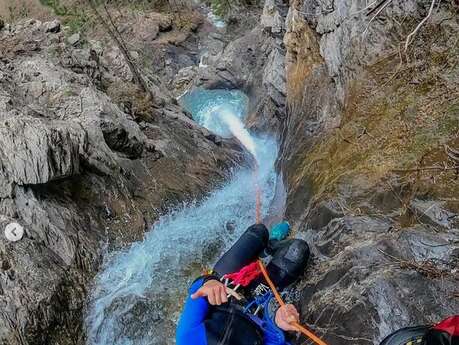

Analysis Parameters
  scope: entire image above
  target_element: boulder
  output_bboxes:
[67,33,80,46]
[0,118,87,196]
[261,0,285,34]
[43,20,61,33]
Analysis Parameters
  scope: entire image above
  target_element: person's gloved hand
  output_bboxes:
[191,280,239,305]
[275,304,300,332]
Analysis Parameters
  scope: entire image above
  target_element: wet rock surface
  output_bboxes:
[294,214,458,345]
[0,1,458,344]
[172,0,288,135]
[277,0,459,344]
[0,18,244,345]
[168,1,458,343]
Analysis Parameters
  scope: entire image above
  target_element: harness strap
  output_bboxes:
[223,261,262,287]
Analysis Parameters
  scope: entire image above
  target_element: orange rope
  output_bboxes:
[253,165,262,224]
[251,157,328,345]
[257,260,329,345]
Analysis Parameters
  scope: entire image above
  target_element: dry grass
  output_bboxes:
[284,9,323,108]
[105,81,155,122]
[378,249,457,280]
[0,0,52,22]
[290,27,459,211]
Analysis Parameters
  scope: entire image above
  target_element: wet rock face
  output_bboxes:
[0,118,87,197]
[173,0,288,135]
[0,18,244,345]
[296,216,458,345]
[277,0,459,344]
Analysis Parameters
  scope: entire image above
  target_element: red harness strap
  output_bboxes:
[223,261,261,287]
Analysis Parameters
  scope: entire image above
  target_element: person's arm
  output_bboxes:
[176,277,234,344]
[176,278,209,345]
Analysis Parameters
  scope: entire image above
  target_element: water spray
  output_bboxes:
[219,108,328,345]
[219,110,262,224]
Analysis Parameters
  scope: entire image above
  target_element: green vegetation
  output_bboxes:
[39,0,67,15]
[3,1,31,21]
[39,0,90,33]
[208,0,231,16]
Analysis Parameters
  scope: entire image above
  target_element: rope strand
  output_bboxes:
[254,165,262,224]
[257,260,329,345]
[252,164,328,345]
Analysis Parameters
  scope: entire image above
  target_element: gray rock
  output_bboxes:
[100,119,144,159]
[276,1,459,344]
[308,200,345,229]
[67,33,80,46]
[298,216,458,345]
[44,20,60,33]
[0,17,245,345]
[263,47,286,107]
[193,22,286,133]
[173,66,198,97]
[411,199,458,230]
[0,117,87,196]
[204,132,223,146]
[261,0,285,34]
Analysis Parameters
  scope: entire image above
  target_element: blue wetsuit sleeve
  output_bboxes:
[176,278,209,345]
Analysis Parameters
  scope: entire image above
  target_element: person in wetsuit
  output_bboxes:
[176,223,310,345]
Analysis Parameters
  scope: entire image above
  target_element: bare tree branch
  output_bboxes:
[366,0,392,16]
[404,0,437,51]
[377,249,454,279]
[86,0,153,100]
[351,0,380,16]
[363,0,393,36]
[391,165,459,172]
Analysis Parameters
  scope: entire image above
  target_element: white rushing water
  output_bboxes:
[85,89,279,344]
[179,89,249,138]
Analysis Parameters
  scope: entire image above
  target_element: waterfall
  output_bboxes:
[85,89,280,345]
[219,110,258,159]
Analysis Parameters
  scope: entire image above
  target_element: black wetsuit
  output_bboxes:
[176,224,310,345]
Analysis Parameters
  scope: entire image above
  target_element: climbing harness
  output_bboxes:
[220,270,289,345]
[248,291,290,345]
[219,253,328,345]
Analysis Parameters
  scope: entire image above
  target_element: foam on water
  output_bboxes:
[85,89,279,344]
[179,89,249,138]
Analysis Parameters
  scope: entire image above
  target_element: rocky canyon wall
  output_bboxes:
[0,16,244,345]
[278,1,459,344]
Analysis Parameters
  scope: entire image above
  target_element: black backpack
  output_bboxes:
[380,316,459,345]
